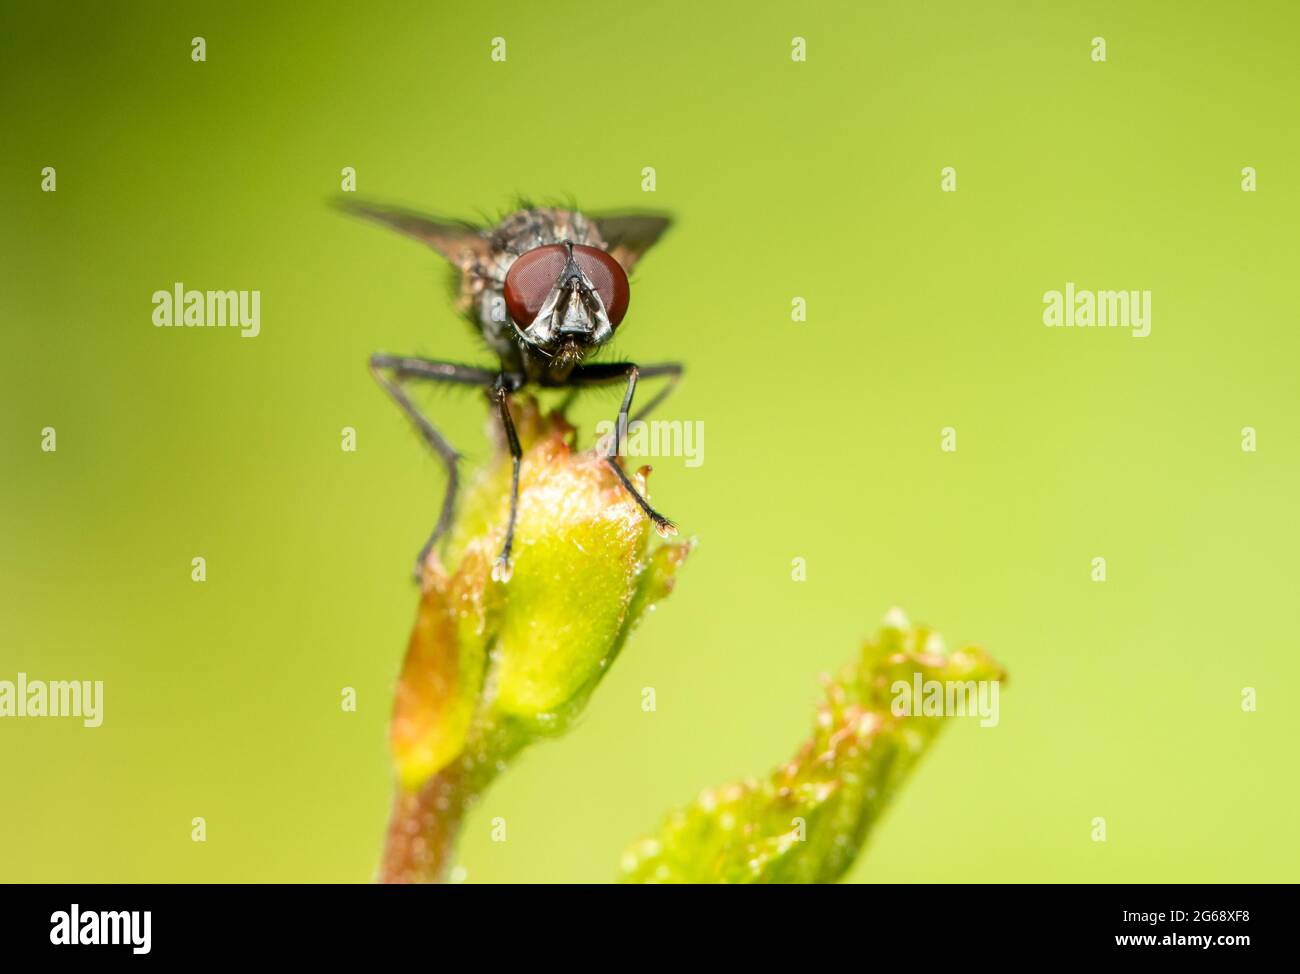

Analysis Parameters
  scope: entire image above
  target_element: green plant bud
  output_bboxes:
[388,398,690,792]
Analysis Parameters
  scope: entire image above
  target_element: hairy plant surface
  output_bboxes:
[620,611,1006,883]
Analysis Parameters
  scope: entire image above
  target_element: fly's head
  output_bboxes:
[336,199,671,365]
[502,242,629,365]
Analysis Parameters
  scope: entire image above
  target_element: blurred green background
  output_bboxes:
[2,0,1297,883]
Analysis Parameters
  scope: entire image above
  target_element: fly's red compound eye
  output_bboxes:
[503,244,568,326]
[572,245,630,327]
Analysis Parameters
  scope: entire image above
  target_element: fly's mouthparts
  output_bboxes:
[559,292,593,334]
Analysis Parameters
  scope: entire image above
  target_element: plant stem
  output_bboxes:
[378,767,467,884]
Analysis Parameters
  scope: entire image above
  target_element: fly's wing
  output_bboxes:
[590,213,672,272]
[334,199,491,267]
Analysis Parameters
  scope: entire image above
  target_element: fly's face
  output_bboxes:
[503,242,630,362]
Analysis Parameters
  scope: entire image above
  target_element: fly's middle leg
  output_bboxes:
[490,377,524,583]
[369,354,497,580]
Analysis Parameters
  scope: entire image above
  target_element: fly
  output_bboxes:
[337,200,682,582]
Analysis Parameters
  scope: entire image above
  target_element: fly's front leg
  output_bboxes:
[369,354,497,580]
[629,362,683,423]
[604,365,678,538]
[566,361,683,450]
[491,375,524,583]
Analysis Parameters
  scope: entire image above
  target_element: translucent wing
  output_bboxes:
[590,213,672,271]
[334,199,491,266]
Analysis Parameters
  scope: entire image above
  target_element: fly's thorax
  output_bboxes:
[474,287,520,364]
[491,208,608,256]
